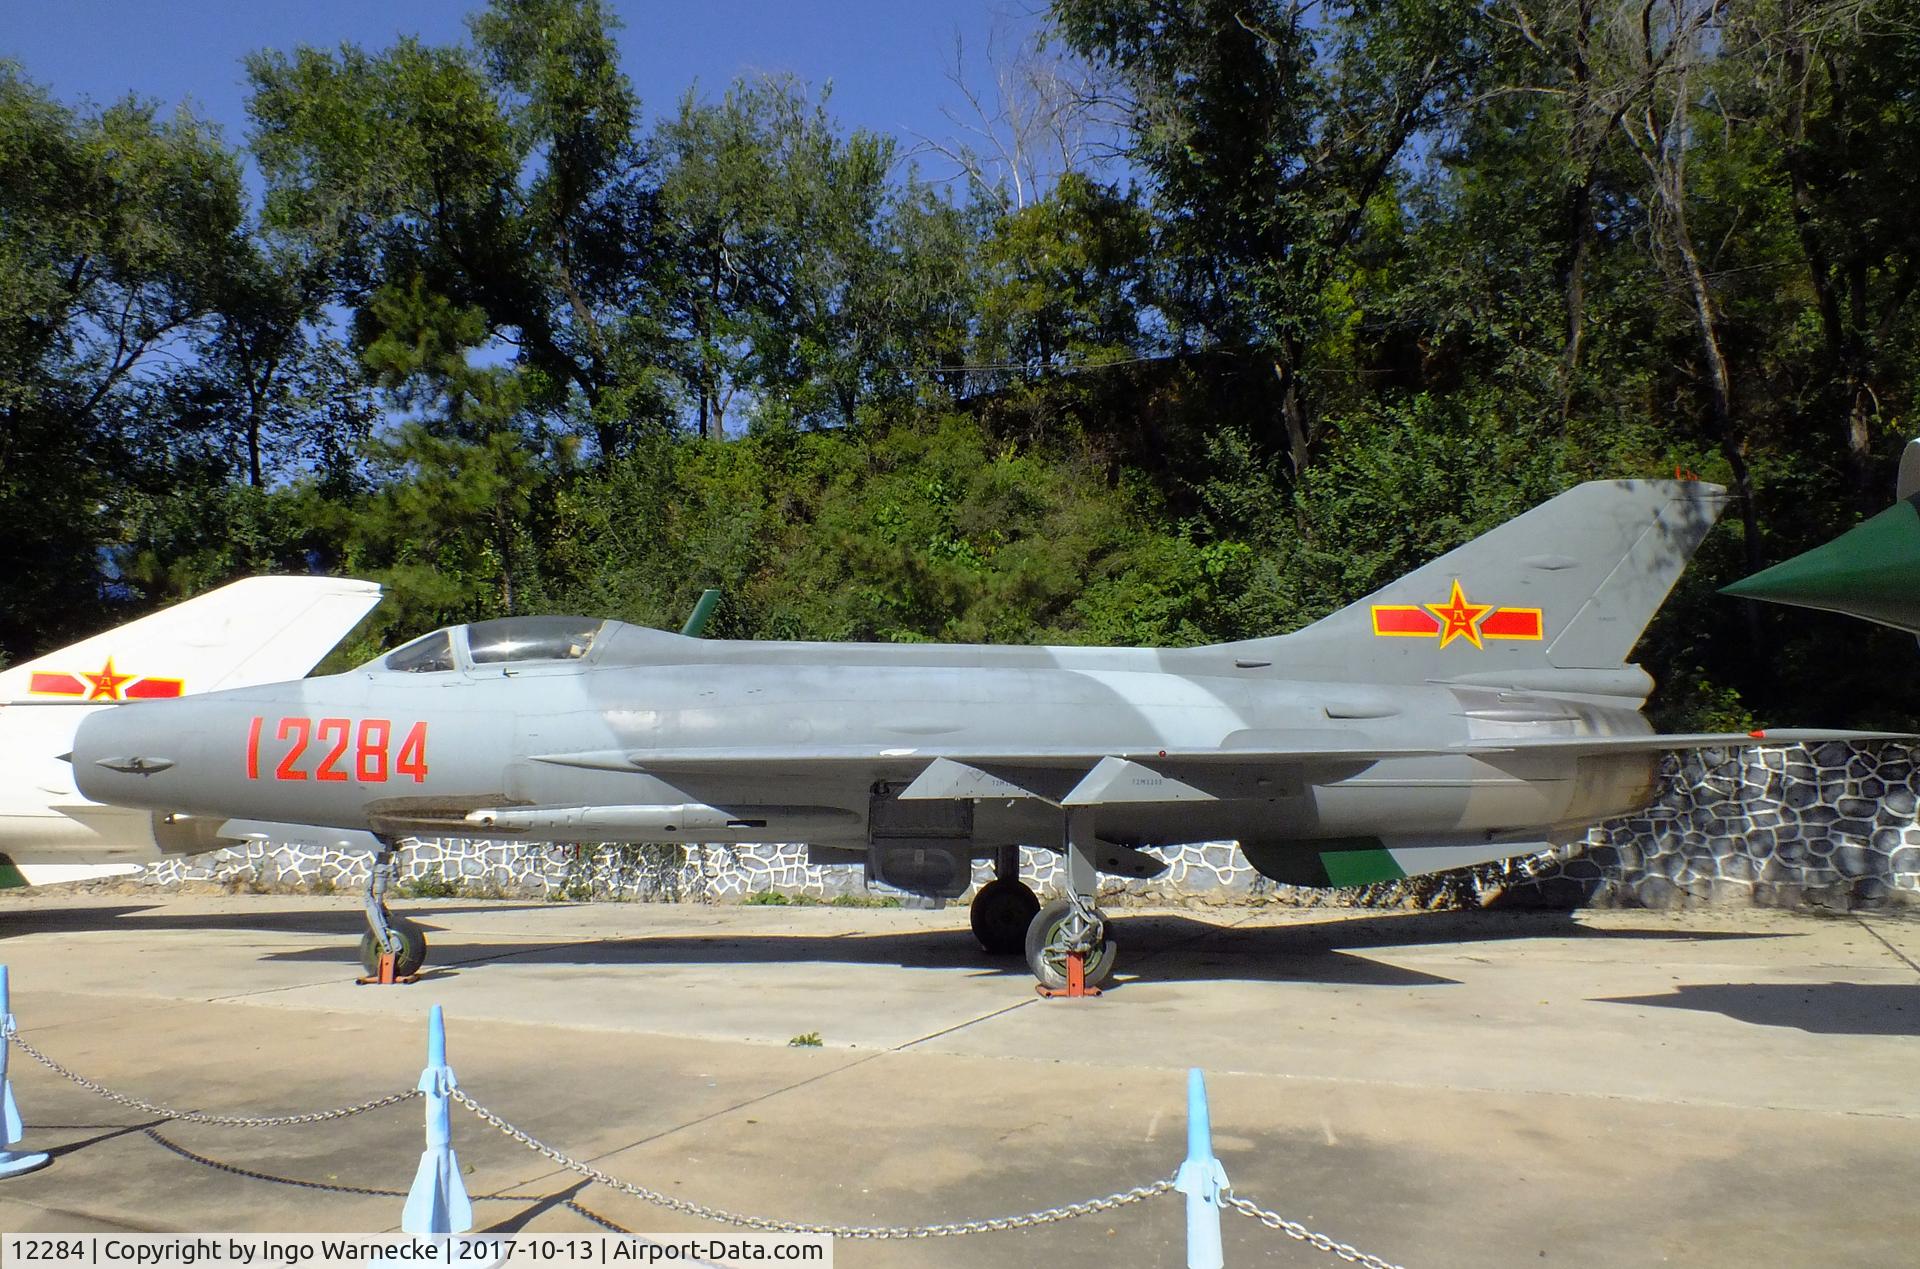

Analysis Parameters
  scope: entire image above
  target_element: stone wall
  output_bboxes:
[1514,742,1920,910]
[139,743,1920,911]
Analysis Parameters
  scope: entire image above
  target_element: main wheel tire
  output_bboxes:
[970,878,1041,955]
[358,916,428,977]
[1024,897,1118,989]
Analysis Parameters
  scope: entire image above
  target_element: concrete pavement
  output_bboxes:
[0,891,1914,1265]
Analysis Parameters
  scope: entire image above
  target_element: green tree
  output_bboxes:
[247,0,667,458]
[1052,0,1488,478]
[654,78,961,434]
[0,65,246,655]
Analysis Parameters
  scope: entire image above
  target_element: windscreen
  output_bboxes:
[466,616,605,664]
[380,630,455,674]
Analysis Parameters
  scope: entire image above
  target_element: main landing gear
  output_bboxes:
[1025,894,1117,993]
[358,846,428,983]
[1029,808,1116,995]
[969,817,1118,995]
[970,845,1041,955]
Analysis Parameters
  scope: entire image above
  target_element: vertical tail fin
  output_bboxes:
[1224,480,1727,689]
[0,576,382,704]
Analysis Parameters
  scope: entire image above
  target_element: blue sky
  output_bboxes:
[2,0,1050,187]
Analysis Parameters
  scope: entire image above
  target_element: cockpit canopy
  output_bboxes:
[367,616,607,674]
[468,616,604,663]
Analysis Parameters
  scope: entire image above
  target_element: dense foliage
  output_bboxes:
[3,0,1917,727]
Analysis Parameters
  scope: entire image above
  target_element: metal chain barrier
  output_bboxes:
[451,1087,1173,1239]
[1223,1190,1406,1269]
[141,1127,633,1232]
[6,1014,1411,1262]
[6,1029,419,1127]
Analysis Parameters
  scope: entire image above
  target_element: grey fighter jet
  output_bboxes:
[69,480,1884,988]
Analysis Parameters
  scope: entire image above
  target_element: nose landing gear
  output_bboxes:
[358,847,428,983]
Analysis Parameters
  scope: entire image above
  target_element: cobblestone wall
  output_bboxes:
[139,743,1920,911]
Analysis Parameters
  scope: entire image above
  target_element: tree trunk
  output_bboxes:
[1272,350,1313,480]
[1557,180,1595,422]
[1555,0,1598,423]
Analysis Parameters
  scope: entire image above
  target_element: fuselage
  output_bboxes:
[71,619,1661,857]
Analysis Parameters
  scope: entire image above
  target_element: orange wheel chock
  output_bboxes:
[1035,949,1102,999]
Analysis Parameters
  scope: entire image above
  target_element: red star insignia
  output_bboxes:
[82,658,133,701]
[1426,580,1491,649]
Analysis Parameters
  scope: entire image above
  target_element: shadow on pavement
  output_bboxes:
[206,905,1792,990]
[1595,982,1920,1035]
[0,898,1797,990]
[44,1118,165,1160]
[138,1127,623,1232]
[0,902,554,939]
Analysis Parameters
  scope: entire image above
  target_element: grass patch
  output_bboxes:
[829,894,902,908]
[398,867,460,899]
[788,1032,823,1047]
[744,891,903,907]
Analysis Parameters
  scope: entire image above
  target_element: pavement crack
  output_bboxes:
[1851,915,1920,978]
[491,975,1060,1198]
[891,997,1035,1050]
[504,1050,890,1195]
[204,977,374,1003]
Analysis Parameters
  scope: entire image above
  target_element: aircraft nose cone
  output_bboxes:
[1722,496,1920,635]
[72,700,205,808]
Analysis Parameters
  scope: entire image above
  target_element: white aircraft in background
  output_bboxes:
[0,576,382,887]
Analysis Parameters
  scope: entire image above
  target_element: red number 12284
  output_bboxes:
[245,717,428,783]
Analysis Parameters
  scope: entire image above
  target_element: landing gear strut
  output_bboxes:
[358,847,427,983]
[1028,808,1116,996]
[970,846,1039,955]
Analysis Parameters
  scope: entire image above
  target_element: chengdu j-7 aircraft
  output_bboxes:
[0,576,382,887]
[71,481,1886,988]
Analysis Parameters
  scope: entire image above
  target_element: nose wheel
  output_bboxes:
[358,911,428,979]
[358,848,428,983]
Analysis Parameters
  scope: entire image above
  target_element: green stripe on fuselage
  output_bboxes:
[1321,848,1408,888]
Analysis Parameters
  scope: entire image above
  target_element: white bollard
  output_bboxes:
[0,966,51,1177]
[1174,1066,1229,1269]
[401,1005,472,1233]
